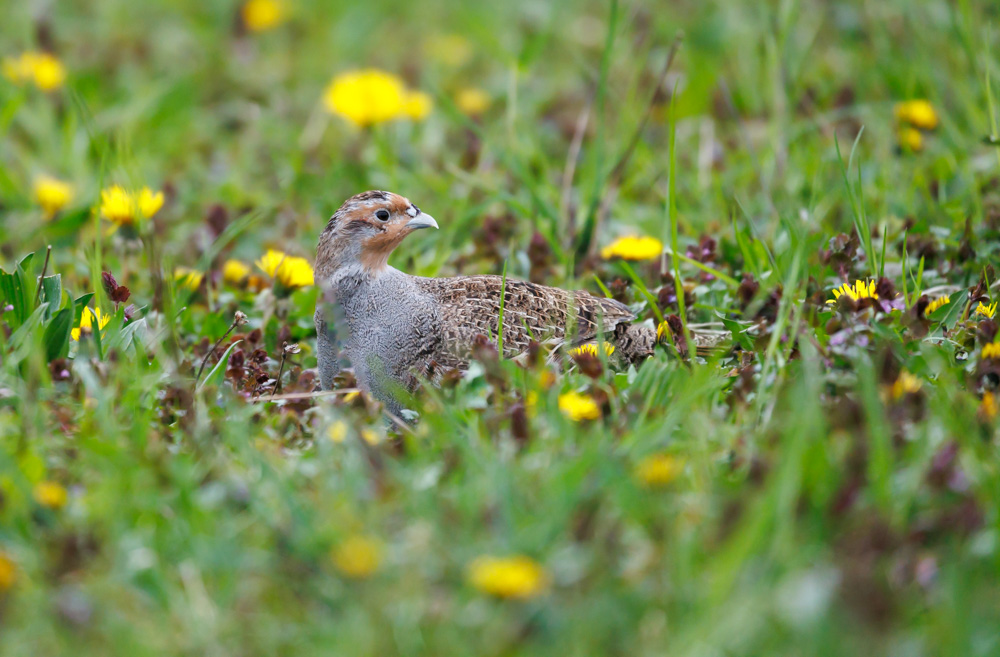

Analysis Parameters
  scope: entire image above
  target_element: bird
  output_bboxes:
[315,190,666,415]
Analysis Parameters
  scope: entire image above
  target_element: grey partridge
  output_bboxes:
[314,190,660,414]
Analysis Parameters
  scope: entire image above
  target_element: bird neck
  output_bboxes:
[322,262,402,300]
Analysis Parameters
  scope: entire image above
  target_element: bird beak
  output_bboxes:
[405,213,438,231]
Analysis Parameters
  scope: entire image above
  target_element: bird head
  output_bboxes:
[316,190,438,278]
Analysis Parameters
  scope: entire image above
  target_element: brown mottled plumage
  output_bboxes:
[413,276,638,360]
[314,190,657,414]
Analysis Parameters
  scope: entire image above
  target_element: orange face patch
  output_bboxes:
[360,221,411,272]
[387,195,413,215]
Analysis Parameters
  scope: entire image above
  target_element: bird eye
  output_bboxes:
[375,209,390,222]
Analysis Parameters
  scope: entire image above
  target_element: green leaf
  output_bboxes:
[131,324,150,365]
[120,318,148,357]
[91,307,105,361]
[73,293,95,324]
[0,252,35,327]
[938,294,966,329]
[924,298,953,322]
[614,372,631,390]
[0,269,24,325]
[43,307,73,362]
[102,310,140,354]
[40,274,63,317]
[834,130,877,278]
[17,252,35,272]
[198,340,243,392]
[7,304,48,356]
[720,314,754,351]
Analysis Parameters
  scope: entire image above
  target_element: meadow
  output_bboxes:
[2,0,1000,654]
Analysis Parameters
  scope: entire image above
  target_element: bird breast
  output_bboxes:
[331,269,439,374]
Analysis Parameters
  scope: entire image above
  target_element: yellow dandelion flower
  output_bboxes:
[894,100,939,131]
[558,391,601,421]
[634,453,683,488]
[826,279,878,305]
[401,90,432,121]
[568,342,615,358]
[276,258,314,288]
[467,555,548,599]
[327,420,348,444]
[33,175,73,218]
[890,370,922,400]
[924,295,950,316]
[255,249,291,277]
[656,320,670,342]
[898,126,923,152]
[457,88,490,115]
[242,0,286,32]
[33,481,68,509]
[983,343,1000,361]
[174,267,204,291]
[331,535,382,579]
[975,302,996,319]
[600,235,663,261]
[981,392,998,422]
[0,552,16,592]
[2,52,65,91]
[255,249,314,289]
[426,34,473,67]
[222,259,251,285]
[99,185,136,225]
[29,52,66,91]
[71,307,110,341]
[138,187,164,218]
[323,69,407,128]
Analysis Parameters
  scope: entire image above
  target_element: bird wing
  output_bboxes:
[414,275,634,359]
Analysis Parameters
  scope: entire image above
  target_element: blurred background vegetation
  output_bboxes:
[2,0,1000,654]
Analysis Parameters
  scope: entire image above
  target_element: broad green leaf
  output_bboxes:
[40,274,63,318]
[938,294,967,329]
[925,298,955,323]
[6,304,48,361]
[43,308,73,362]
[73,293,95,320]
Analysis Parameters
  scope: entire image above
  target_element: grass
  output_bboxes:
[2,0,1000,654]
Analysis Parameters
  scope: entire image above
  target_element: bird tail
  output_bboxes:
[613,323,657,363]
[613,322,730,363]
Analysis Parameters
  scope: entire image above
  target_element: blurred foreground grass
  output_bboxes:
[2,0,1000,654]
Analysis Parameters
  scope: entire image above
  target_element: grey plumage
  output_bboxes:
[314,190,661,414]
